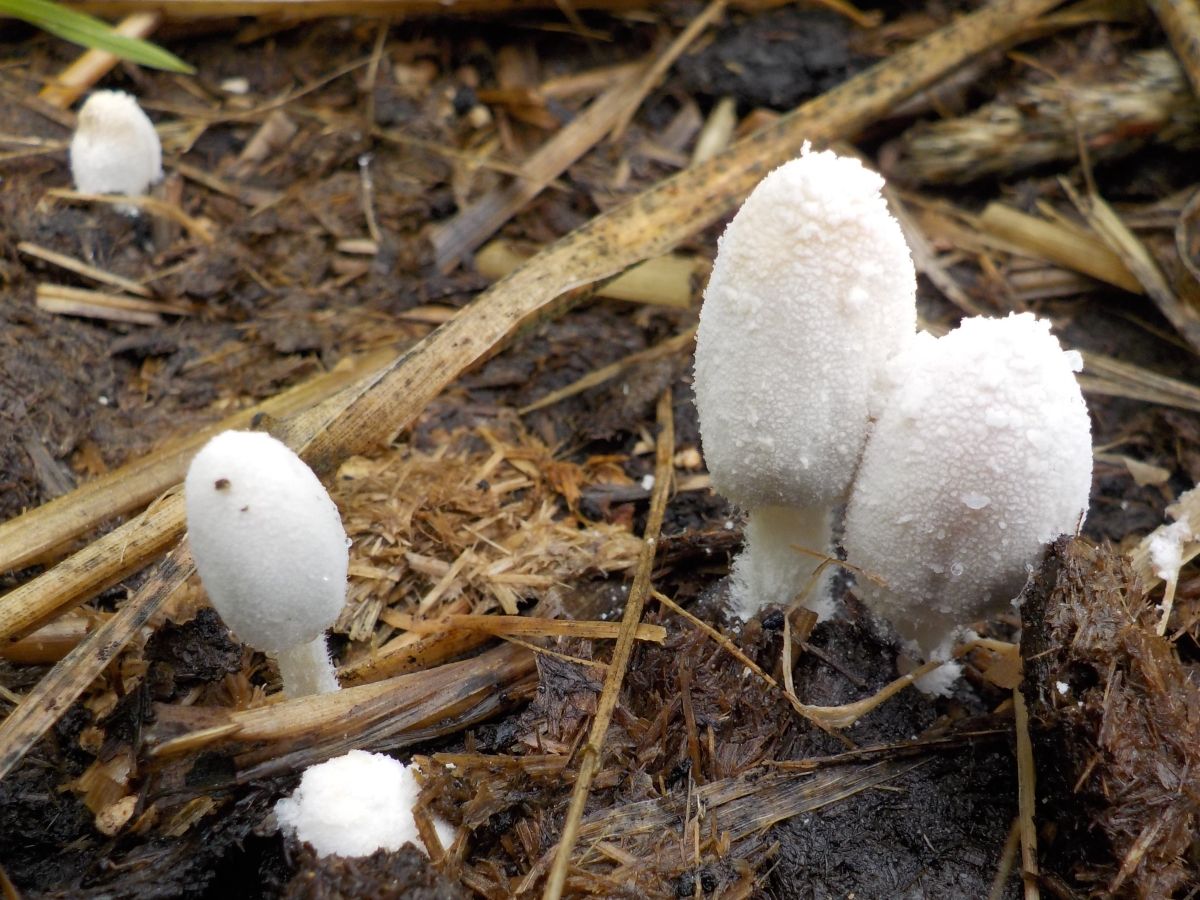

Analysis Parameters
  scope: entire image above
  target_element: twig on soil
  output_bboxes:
[17,241,153,297]
[886,49,1199,187]
[0,543,192,783]
[543,388,674,900]
[1062,179,1200,355]
[45,188,215,243]
[989,818,1022,900]
[977,202,1142,294]
[146,644,536,771]
[477,240,703,308]
[387,613,666,643]
[520,327,697,414]
[887,189,990,316]
[1080,350,1200,414]
[431,59,648,272]
[35,283,192,325]
[767,729,1011,772]
[653,588,943,731]
[1014,686,1041,900]
[1146,0,1200,96]
[38,12,163,109]
[607,0,726,144]
[65,0,780,20]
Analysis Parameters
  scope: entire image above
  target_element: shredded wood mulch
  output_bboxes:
[2,0,1200,897]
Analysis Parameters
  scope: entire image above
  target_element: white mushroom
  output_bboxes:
[693,146,917,620]
[843,313,1093,692]
[69,91,163,206]
[184,430,347,698]
[275,750,455,858]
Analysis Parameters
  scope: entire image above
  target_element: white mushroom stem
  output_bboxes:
[731,506,835,621]
[276,637,340,699]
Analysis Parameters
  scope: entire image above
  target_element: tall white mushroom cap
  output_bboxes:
[69,90,163,199]
[843,313,1093,663]
[184,430,348,656]
[693,146,917,510]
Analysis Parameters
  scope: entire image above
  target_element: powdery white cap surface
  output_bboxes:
[185,430,348,654]
[693,147,916,509]
[69,91,163,198]
[275,751,454,858]
[844,313,1093,660]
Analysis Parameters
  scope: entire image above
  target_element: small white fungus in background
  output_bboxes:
[69,91,162,201]
[1149,518,1193,582]
[275,750,454,858]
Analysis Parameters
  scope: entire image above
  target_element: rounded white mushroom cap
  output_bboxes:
[275,750,454,858]
[69,90,163,198]
[843,313,1093,660]
[693,147,917,509]
[185,430,348,655]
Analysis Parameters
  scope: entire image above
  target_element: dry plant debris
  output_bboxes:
[1022,538,1200,898]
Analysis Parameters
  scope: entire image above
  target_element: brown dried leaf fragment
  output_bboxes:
[1021,537,1200,899]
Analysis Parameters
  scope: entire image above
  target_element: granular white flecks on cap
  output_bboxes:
[275,751,454,858]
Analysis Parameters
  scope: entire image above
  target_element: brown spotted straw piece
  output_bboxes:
[543,389,675,900]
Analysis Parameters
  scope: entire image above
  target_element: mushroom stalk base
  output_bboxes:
[276,636,340,698]
[731,505,834,622]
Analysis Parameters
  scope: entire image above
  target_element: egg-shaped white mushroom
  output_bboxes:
[185,430,348,697]
[276,750,455,858]
[843,313,1093,687]
[693,146,917,620]
[69,91,163,204]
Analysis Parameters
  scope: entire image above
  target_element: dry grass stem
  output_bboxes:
[35,283,191,326]
[17,241,153,296]
[38,12,162,109]
[391,613,666,643]
[889,49,1198,186]
[607,0,726,144]
[1014,686,1041,900]
[977,202,1142,293]
[1080,350,1200,414]
[45,189,215,244]
[989,819,1023,900]
[542,389,674,900]
[432,60,648,272]
[0,348,393,587]
[0,545,193,781]
[148,644,535,763]
[520,327,697,414]
[1146,0,1200,95]
[1063,180,1200,354]
[476,240,702,308]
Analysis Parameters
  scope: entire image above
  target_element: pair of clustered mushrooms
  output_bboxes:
[694,147,1092,691]
[76,84,1089,854]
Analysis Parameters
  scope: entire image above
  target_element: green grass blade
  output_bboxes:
[0,0,193,73]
